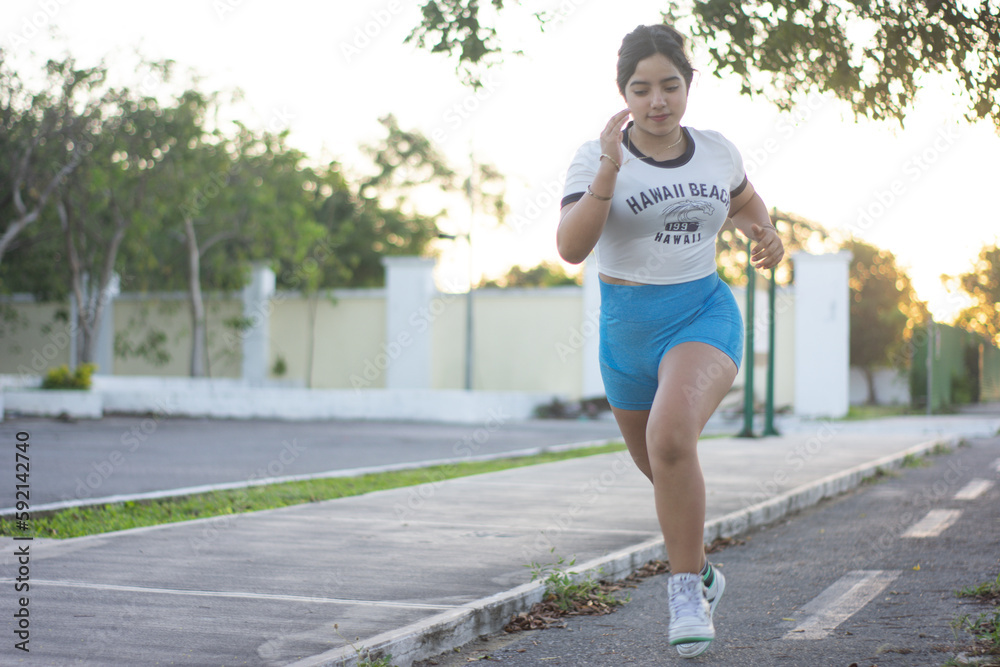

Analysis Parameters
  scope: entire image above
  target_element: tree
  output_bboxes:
[163,104,325,376]
[57,62,179,366]
[665,0,1000,128]
[951,242,1000,347]
[408,1,1000,129]
[842,237,926,404]
[0,54,98,269]
[715,208,831,286]
[478,261,579,288]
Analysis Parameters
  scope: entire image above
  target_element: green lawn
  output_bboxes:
[1,442,627,539]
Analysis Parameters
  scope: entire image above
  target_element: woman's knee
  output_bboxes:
[645,420,699,468]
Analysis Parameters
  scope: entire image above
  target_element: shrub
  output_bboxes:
[41,363,97,390]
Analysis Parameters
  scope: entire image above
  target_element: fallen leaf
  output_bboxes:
[912,564,921,571]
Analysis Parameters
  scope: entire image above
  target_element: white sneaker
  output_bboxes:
[667,572,715,653]
[676,565,725,658]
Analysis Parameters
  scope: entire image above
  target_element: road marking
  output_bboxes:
[12,579,458,610]
[902,509,962,538]
[954,479,993,500]
[784,570,900,640]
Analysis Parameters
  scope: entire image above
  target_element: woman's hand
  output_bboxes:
[599,109,631,170]
[750,224,784,270]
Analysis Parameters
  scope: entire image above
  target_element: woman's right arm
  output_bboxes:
[556,109,631,265]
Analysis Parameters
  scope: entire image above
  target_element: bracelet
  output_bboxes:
[599,153,621,171]
[586,185,612,201]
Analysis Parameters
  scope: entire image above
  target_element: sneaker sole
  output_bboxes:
[669,634,714,646]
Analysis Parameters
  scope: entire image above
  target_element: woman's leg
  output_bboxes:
[648,341,737,574]
[611,406,653,482]
[612,341,737,575]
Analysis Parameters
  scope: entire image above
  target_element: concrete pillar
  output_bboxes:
[93,273,120,375]
[242,262,276,386]
[382,256,436,389]
[792,251,852,417]
[582,260,603,398]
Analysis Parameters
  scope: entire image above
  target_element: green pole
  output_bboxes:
[763,267,780,436]
[738,245,756,438]
[926,318,934,415]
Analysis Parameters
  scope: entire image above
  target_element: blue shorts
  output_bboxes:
[599,272,744,411]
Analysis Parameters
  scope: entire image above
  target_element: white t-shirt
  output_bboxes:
[562,124,748,285]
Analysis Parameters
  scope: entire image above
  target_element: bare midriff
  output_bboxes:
[599,273,648,286]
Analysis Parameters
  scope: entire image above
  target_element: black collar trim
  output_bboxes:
[623,121,695,168]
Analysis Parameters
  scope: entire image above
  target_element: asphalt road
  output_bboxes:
[416,436,1000,667]
[0,416,623,509]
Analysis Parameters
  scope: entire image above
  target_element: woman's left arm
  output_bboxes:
[729,182,784,270]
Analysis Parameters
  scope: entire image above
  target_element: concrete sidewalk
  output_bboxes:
[1,413,999,666]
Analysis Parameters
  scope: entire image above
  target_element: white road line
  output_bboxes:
[784,570,900,640]
[901,509,962,538]
[6,579,457,611]
[954,479,993,500]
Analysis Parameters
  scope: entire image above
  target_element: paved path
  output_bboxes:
[416,435,1000,666]
[0,410,997,666]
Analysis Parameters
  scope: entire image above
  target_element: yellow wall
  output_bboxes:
[113,295,243,378]
[1,285,798,402]
[468,287,585,393]
[0,301,72,377]
[270,290,386,389]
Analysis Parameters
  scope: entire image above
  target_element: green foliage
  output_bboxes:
[333,624,397,667]
[41,363,96,390]
[479,261,580,288]
[1,51,461,331]
[716,209,831,286]
[951,243,1000,348]
[899,453,929,469]
[113,303,173,367]
[842,237,927,403]
[407,1,1000,129]
[958,573,1000,602]
[668,1,1000,129]
[950,609,1000,659]
[527,550,624,612]
[405,0,510,88]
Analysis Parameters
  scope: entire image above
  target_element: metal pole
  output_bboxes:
[738,247,756,438]
[464,151,475,391]
[926,318,934,415]
[763,266,780,436]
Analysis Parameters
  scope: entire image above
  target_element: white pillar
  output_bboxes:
[94,273,120,375]
[792,251,852,417]
[382,257,436,390]
[582,260,603,398]
[242,262,276,386]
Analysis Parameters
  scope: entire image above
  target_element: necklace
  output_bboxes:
[627,125,684,162]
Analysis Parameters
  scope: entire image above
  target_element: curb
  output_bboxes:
[294,435,959,667]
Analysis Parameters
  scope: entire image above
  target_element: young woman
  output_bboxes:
[557,24,784,657]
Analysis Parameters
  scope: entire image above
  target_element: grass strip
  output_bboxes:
[1,442,627,539]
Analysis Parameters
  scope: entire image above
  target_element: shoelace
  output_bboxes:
[669,580,706,618]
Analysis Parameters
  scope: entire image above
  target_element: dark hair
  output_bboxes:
[616,24,694,96]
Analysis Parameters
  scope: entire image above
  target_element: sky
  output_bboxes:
[3,0,998,321]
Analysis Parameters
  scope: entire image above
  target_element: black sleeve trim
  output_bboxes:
[561,192,585,208]
[731,175,749,199]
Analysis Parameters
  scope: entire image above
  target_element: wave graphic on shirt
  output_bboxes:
[660,201,715,233]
